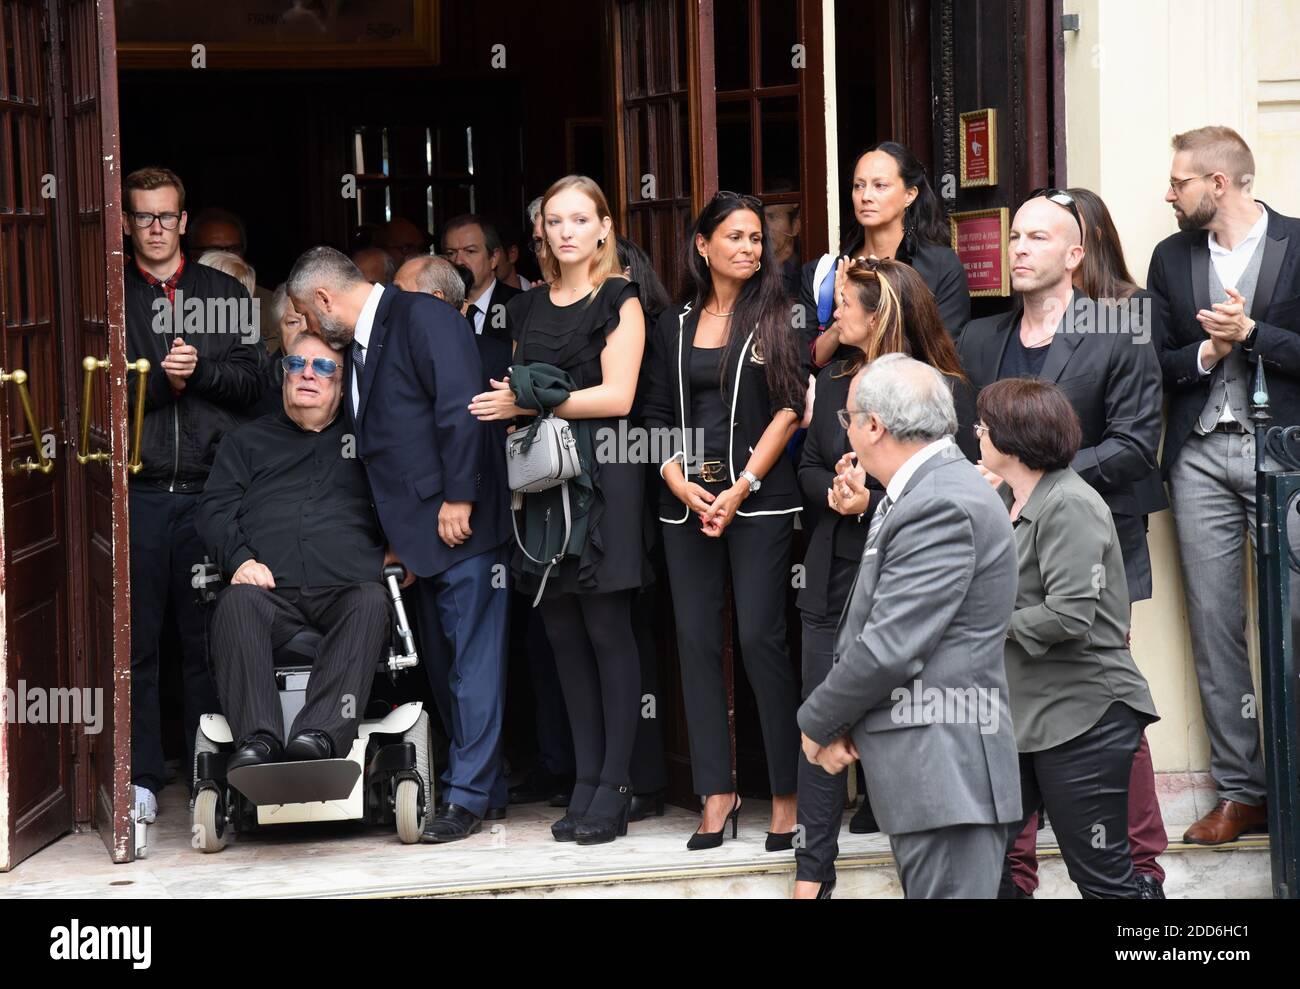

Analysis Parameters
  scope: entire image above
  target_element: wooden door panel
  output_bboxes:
[0,0,74,872]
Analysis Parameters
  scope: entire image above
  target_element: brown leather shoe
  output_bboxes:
[1182,799,1268,845]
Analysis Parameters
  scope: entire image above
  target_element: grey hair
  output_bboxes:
[525,196,544,225]
[269,282,292,327]
[287,246,367,301]
[197,249,256,296]
[852,353,957,443]
[402,256,466,308]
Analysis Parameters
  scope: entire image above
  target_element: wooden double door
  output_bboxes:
[0,0,131,870]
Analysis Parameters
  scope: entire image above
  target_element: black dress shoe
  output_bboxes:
[551,812,582,842]
[628,791,665,823]
[419,803,482,843]
[284,729,333,762]
[484,806,507,821]
[1135,874,1166,899]
[848,799,879,834]
[509,767,574,806]
[546,781,575,808]
[228,733,282,772]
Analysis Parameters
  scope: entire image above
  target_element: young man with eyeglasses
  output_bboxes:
[1147,126,1300,846]
[122,166,266,825]
[196,332,393,771]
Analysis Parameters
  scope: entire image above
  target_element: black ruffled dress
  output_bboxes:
[505,277,650,598]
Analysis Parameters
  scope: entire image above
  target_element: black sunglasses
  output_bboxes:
[714,190,764,211]
[281,355,340,377]
[1028,188,1084,241]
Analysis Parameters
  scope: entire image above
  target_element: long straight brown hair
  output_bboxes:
[834,258,966,380]
[1066,187,1138,301]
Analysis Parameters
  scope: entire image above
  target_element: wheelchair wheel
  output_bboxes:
[193,788,228,853]
[396,710,432,844]
[193,726,221,790]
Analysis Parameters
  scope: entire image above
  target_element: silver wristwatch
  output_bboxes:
[740,469,761,493]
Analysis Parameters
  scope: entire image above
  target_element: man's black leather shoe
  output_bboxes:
[284,729,334,762]
[228,733,282,772]
[848,799,879,834]
[509,767,574,805]
[1135,874,1165,899]
[628,791,665,822]
[420,803,482,843]
[484,806,507,821]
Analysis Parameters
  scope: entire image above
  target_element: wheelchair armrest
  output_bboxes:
[192,560,226,605]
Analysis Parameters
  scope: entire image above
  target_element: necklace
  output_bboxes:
[704,305,734,317]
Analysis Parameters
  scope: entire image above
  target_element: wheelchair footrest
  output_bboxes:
[228,758,362,805]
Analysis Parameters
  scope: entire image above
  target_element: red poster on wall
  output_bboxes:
[960,108,998,188]
[950,208,1010,297]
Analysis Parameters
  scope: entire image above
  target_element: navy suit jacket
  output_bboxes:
[346,286,509,577]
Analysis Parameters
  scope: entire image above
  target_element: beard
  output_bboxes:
[313,308,355,348]
[1176,192,1218,232]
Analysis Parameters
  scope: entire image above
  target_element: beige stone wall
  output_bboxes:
[1063,0,1300,773]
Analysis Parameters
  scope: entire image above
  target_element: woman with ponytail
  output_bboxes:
[642,191,807,851]
[800,142,971,368]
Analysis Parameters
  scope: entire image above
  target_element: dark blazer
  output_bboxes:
[797,361,979,616]
[345,286,508,578]
[642,300,806,522]
[957,291,1166,529]
[795,240,972,357]
[1147,203,1300,475]
[475,278,523,345]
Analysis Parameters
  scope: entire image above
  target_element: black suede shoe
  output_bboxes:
[848,799,879,834]
[574,785,632,845]
[228,733,282,772]
[284,729,333,762]
[1135,874,1166,899]
[420,803,482,843]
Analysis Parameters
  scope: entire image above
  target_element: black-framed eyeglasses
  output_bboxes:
[836,407,868,430]
[129,211,181,230]
[1028,188,1084,241]
[281,355,340,377]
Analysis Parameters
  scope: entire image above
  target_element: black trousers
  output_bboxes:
[129,486,221,794]
[539,590,640,820]
[209,583,392,758]
[662,511,800,796]
[795,554,860,883]
[512,590,575,777]
[629,583,668,794]
[998,702,1145,899]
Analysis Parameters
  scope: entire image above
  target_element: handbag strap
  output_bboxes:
[510,481,573,607]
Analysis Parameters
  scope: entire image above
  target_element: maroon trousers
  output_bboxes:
[1007,731,1166,895]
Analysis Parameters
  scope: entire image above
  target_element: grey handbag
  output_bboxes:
[506,415,581,495]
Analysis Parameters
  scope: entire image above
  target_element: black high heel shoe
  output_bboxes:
[817,879,836,899]
[574,785,631,845]
[687,794,741,850]
[765,830,797,852]
[551,781,597,842]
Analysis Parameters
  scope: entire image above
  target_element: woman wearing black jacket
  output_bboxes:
[798,141,970,367]
[793,258,977,898]
[643,192,808,850]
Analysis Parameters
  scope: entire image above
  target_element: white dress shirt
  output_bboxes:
[1197,204,1269,389]
[886,436,955,504]
[351,282,386,416]
[466,279,497,336]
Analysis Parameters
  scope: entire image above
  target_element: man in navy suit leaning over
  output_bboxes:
[288,246,510,843]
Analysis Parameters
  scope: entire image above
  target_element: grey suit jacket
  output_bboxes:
[797,445,1023,835]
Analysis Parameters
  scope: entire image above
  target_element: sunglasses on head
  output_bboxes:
[1029,188,1084,240]
[281,355,339,377]
[715,190,764,211]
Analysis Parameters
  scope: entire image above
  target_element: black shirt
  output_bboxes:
[689,345,731,469]
[196,409,385,589]
[998,329,1052,380]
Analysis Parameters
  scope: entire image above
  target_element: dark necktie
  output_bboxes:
[866,495,893,549]
[466,304,480,333]
[351,340,366,371]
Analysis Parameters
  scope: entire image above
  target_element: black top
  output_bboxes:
[507,277,649,596]
[196,409,384,589]
[689,346,731,466]
[998,330,1052,379]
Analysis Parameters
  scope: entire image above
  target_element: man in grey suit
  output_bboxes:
[798,354,1022,898]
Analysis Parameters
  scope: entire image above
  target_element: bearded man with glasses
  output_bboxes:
[122,166,266,826]
[196,332,393,771]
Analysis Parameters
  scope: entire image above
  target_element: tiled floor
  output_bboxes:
[0,784,1270,898]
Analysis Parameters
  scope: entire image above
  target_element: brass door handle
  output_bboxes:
[0,367,55,475]
[77,356,150,470]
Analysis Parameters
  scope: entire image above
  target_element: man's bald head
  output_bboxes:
[394,255,466,308]
[372,217,426,265]
[351,246,396,284]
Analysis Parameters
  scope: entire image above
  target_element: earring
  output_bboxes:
[702,254,710,268]
[755,261,762,271]
[598,238,606,248]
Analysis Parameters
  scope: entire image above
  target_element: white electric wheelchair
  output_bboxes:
[189,563,433,853]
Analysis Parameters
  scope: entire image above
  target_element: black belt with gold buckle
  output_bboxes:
[698,460,726,483]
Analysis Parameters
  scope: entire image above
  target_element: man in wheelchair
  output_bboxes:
[196,331,393,772]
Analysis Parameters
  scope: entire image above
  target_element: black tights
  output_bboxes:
[541,590,639,819]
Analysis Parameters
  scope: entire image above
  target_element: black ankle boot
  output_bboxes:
[551,780,597,842]
[574,785,632,845]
